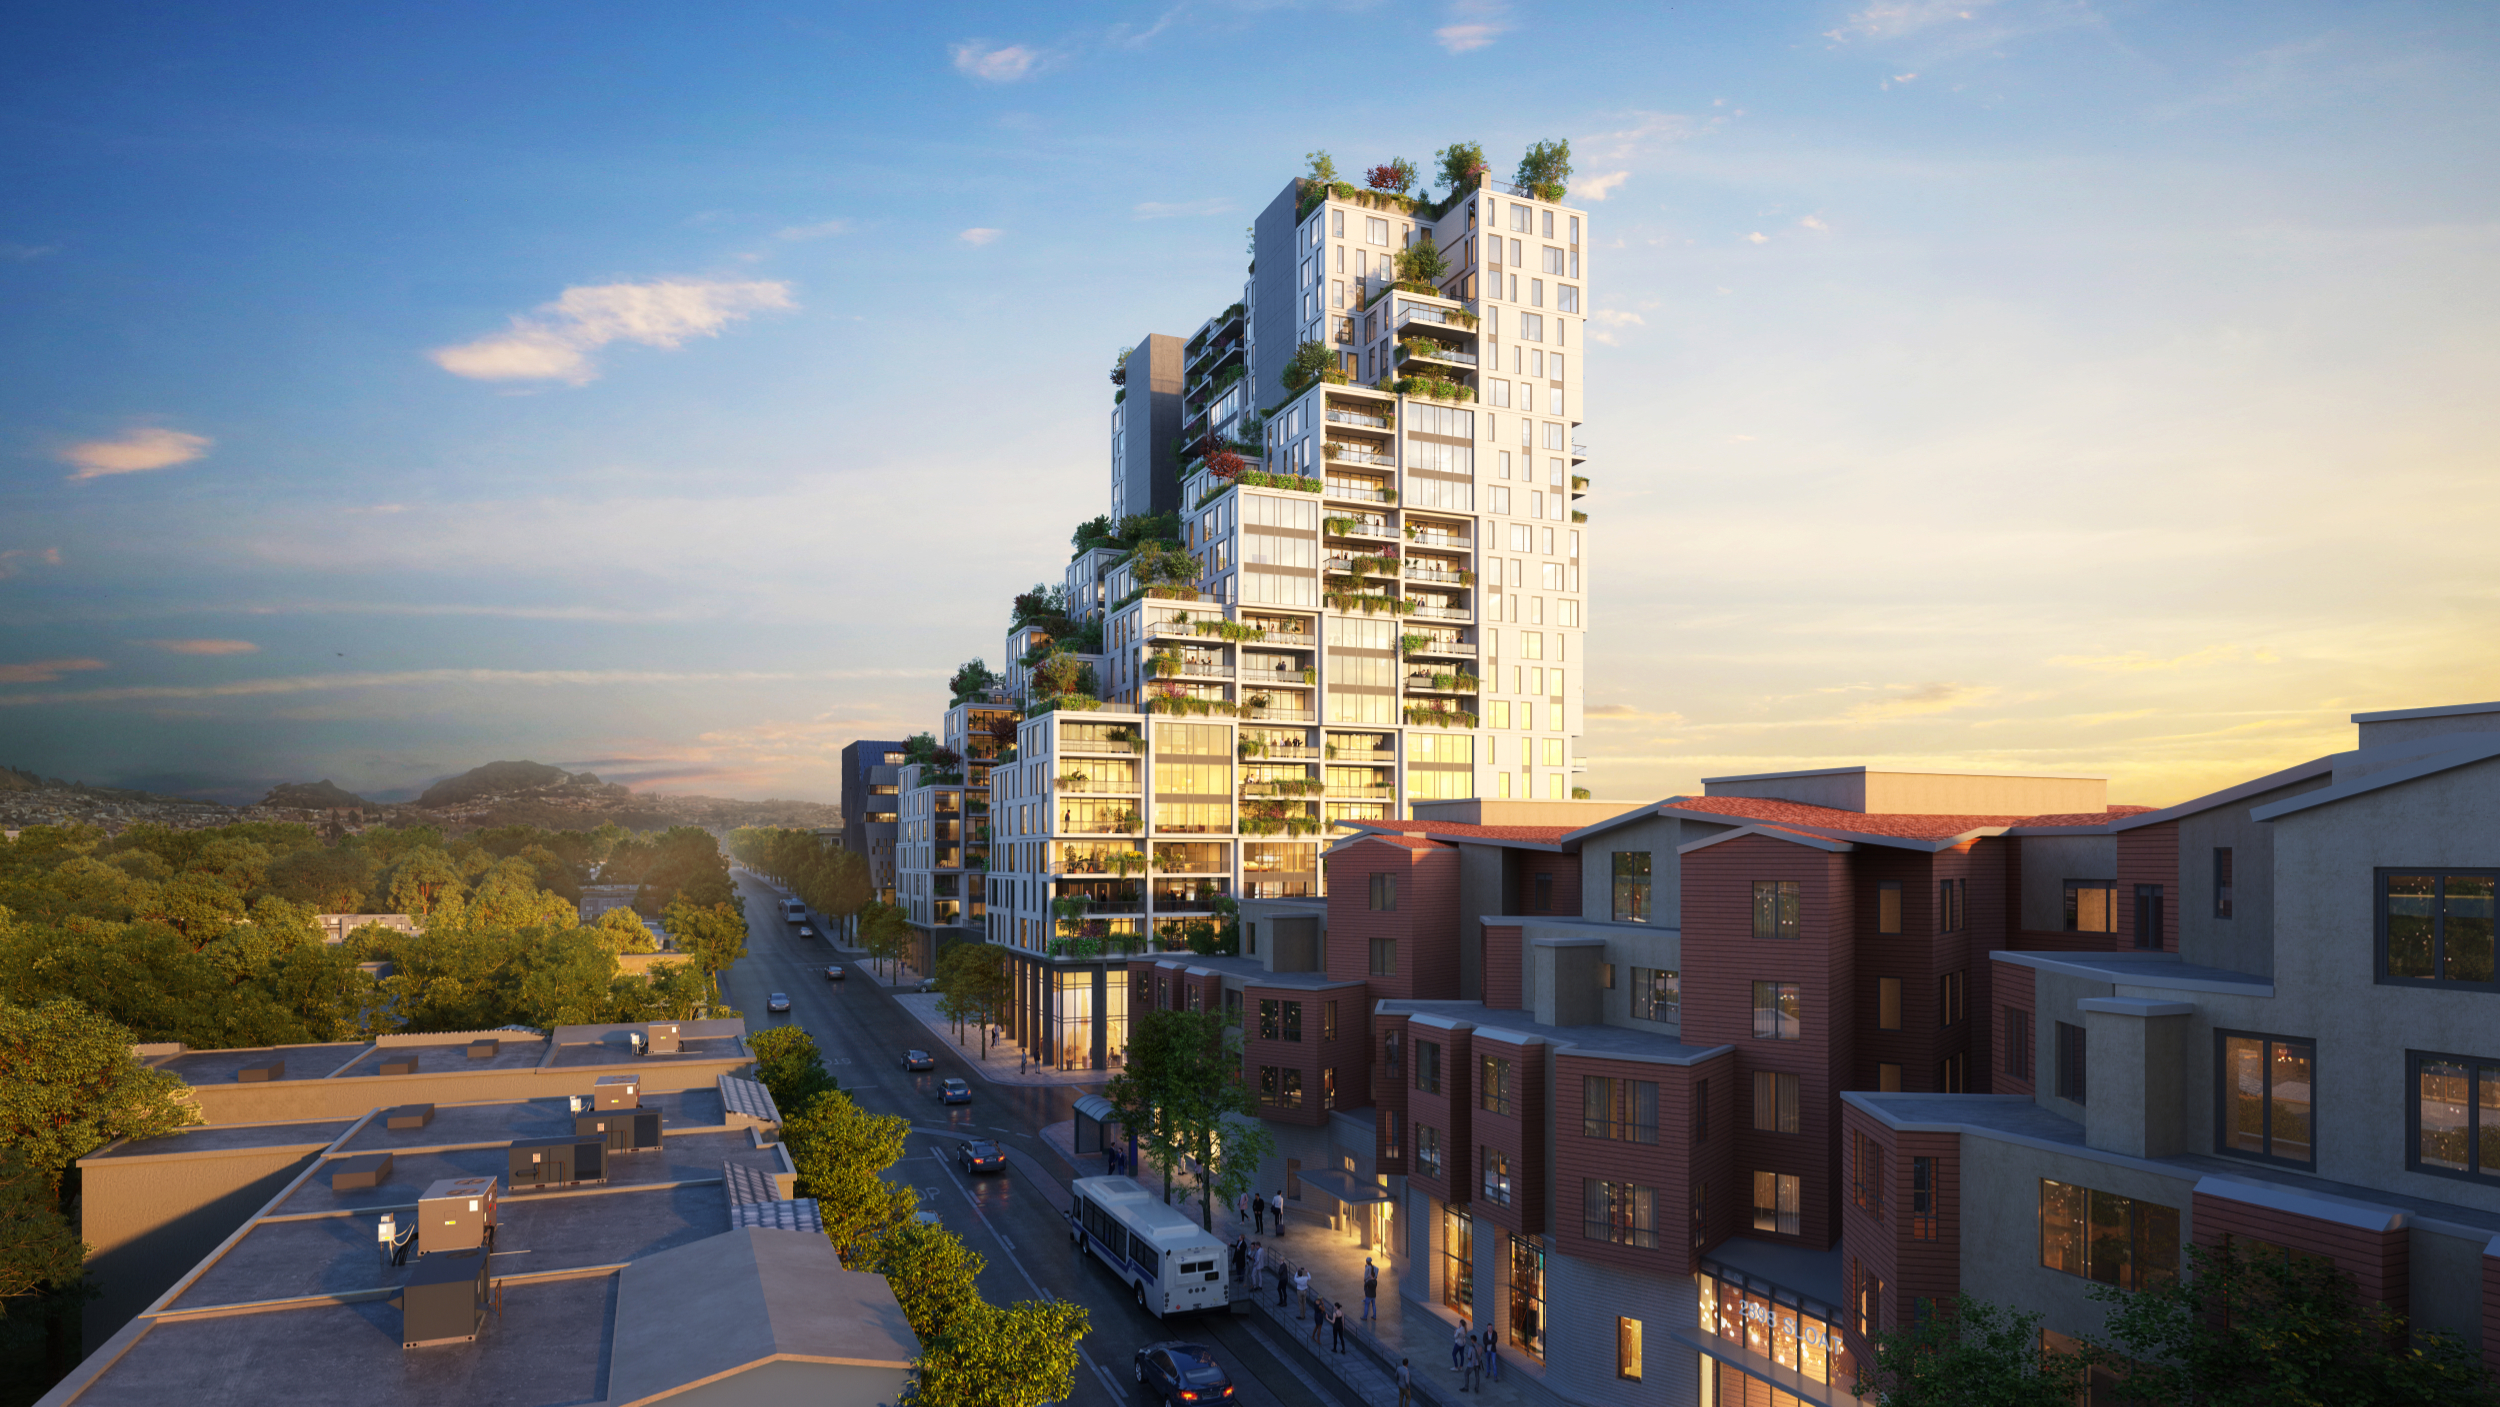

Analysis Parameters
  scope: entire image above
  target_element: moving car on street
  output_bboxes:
[957,1139,1006,1173]
[939,1078,971,1104]
[901,1049,934,1071]
[823,964,845,981]
[766,993,790,1013]
[1134,1342,1235,1402]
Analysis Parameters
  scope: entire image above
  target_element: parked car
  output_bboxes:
[1134,1343,1234,1404]
[795,925,815,940]
[939,1078,971,1105]
[766,992,791,1013]
[957,1139,1006,1173]
[916,977,940,993]
[823,964,845,981]
[902,1049,934,1071]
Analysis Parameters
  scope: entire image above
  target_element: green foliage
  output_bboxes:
[1281,339,1336,392]
[1394,232,1449,286]
[1853,1295,2087,1407]
[857,901,912,978]
[948,658,1000,706]
[661,898,748,977]
[1303,149,1337,186]
[2081,1241,2500,1406]
[262,844,380,911]
[781,1088,917,1264]
[727,828,871,924]
[933,942,1010,1042]
[1514,138,1572,200]
[1104,1008,1271,1228]
[1367,157,1419,194]
[598,825,733,916]
[0,1147,85,1320]
[911,1295,1088,1407]
[594,905,659,953]
[865,1213,985,1343]
[1436,141,1487,195]
[746,1025,839,1112]
[0,999,202,1187]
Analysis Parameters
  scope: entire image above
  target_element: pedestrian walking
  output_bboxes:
[1295,1268,1313,1321]
[1398,1359,1414,1407]
[1452,1319,1470,1370]
[1237,1192,1250,1225]
[1484,1327,1502,1382]
[1331,1300,1347,1353]
[1463,1336,1483,1393]
[1362,1256,1379,1321]
[1309,1295,1325,1345]
[1253,1194,1265,1233]
[1271,1190,1286,1235]
[1275,1261,1291,1308]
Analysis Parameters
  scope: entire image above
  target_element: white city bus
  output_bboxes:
[1068,1176,1228,1318]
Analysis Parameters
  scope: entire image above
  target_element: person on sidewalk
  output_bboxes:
[1331,1299,1348,1353]
[1295,1267,1312,1322]
[1275,1260,1291,1309]
[1462,1335,1483,1393]
[1484,1326,1501,1382]
[1272,1190,1286,1235]
[1452,1319,1469,1369]
[1362,1257,1379,1321]
[1309,1294,1325,1346]
[1398,1359,1413,1407]
[1237,1192,1250,1226]
[1253,1195,1265,1234]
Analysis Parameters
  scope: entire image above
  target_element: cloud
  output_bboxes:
[1825,0,1991,43]
[1584,110,1713,162]
[61,427,213,482]
[1586,704,1689,725]
[2049,645,2281,673]
[1846,681,2000,721]
[0,658,107,685]
[1436,0,1509,52]
[0,666,926,709]
[138,639,260,655]
[951,42,1042,81]
[774,220,851,241]
[429,279,794,385]
[1592,309,1646,327]
[1579,171,1630,201]
[0,547,62,578]
[0,243,59,260]
[1133,199,1233,220]
[1746,231,1770,244]
[959,228,1002,246]
[1798,215,1831,231]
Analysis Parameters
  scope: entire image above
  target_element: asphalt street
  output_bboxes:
[717,870,1369,1407]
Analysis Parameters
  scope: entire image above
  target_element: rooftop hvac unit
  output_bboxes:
[416,1177,498,1252]
[507,1137,605,1190]
[466,1038,500,1060]
[236,1059,284,1083]
[574,1109,661,1153]
[330,1152,394,1191]
[385,1103,435,1130]
[593,1074,640,1109]
[397,1248,489,1349]
[377,1054,420,1076]
[645,1023,682,1055]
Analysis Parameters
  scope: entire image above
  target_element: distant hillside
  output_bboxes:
[417,760,593,808]
[260,779,370,809]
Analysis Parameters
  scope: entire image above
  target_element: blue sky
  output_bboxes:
[3,1,2495,806]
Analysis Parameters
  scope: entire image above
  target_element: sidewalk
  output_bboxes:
[893,994,1109,1087]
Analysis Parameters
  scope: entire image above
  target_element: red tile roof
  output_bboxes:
[1346,833,1453,853]
[1363,820,1577,843]
[1662,796,2151,840]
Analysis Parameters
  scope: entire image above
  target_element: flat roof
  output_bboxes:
[2351,699,2500,723]
[48,1090,909,1407]
[155,1044,372,1086]
[1699,764,2106,784]
[1377,999,1732,1066]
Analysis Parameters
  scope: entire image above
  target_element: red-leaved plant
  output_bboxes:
[1206,449,1249,479]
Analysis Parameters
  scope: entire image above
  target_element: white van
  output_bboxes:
[1069,1176,1228,1318]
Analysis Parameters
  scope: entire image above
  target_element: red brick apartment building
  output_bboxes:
[1155,700,2500,1407]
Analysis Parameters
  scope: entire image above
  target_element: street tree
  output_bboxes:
[1105,1008,1272,1228]
[0,999,202,1190]
[858,902,912,981]
[1852,1294,2087,1407]
[661,897,748,989]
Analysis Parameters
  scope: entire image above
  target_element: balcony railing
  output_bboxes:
[1405,565,1469,585]
[1408,529,1468,549]
[1244,706,1316,722]
[1325,481,1392,504]
[1054,778,1141,795]
[1328,445,1395,468]
[1325,513,1395,538]
[1407,638,1476,656]
[1325,407,1391,430]
[1150,659,1232,680]
[1410,604,1472,621]
[1324,556,1399,577]
[1403,344,1479,367]
[1326,785,1395,799]
[1326,747,1398,761]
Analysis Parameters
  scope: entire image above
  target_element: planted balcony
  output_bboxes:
[1404,703,1479,728]
[1057,844,1146,878]
[1405,670,1481,694]
[1324,405,1394,432]
[1324,512,1396,539]
[1388,372,1475,403]
[1323,440,1395,469]
[1397,337,1479,369]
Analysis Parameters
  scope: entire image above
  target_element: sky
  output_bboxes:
[2,1,2496,808]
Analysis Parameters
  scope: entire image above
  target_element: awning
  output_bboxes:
[1072,1095,1120,1154]
[1295,1168,1394,1207]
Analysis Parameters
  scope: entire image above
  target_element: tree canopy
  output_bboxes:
[1104,1007,1271,1229]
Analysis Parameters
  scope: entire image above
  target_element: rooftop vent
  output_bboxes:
[645,1022,682,1055]
[236,1059,284,1083]
[466,1038,500,1060]
[576,1109,662,1153]
[416,1177,498,1253]
[330,1152,393,1191]
[507,1137,605,1190]
[377,1054,420,1076]
[594,1074,640,1109]
[396,1248,489,1349]
[385,1103,435,1130]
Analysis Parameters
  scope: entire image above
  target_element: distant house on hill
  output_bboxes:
[312,913,421,944]
[579,884,641,921]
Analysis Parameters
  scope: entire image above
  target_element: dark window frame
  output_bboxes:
[2134,884,2165,951]
[1752,880,1803,940]
[2055,1021,2087,1104]
[1415,1039,1442,1094]
[1611,851,1652,923]
[2406,1048,2500,1184]
[2377,868,2500,992]
[1911,1156,1937,1241]
[2005,1008,2032,1080]
[1370,871,1398,911]
[2212,847,2235,920]
[2214,1028,2317,1172]
[1751,981,1803,1041]
[2063,879,2118,934]
[1876,880,1902,935]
